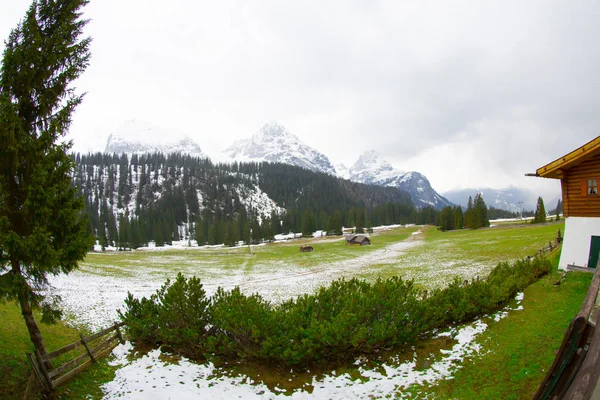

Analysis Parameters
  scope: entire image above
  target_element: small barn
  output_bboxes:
[345,234,371,246]
[531,136,600,270]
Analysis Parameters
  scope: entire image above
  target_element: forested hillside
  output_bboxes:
[72,153,429,249]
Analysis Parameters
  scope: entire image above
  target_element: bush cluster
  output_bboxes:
[119,256,551,365]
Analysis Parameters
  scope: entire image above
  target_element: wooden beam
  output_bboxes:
[536,136,600,179]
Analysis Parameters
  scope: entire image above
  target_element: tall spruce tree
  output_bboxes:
[439,206,454,231]
[473,194,490,229]
[453,206,464,229]
[465,196,474,228]
[0,0,93,360]
[355,208,365,234]
[534,196,547,224]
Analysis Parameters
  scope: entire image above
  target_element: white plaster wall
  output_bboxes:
[558,217,600,270]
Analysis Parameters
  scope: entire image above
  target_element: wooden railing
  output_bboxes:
[533,263,600,400]
[26,322,125,396]
[529,234,563,259]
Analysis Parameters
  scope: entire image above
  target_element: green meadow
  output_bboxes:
[2,220,592,399]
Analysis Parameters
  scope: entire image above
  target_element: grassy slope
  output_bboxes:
[0,303,115,399]
[416,251,593,399]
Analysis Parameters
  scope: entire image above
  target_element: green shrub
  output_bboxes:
[119,272,211,358]
[208,287,276,359]
[120,256,551,366]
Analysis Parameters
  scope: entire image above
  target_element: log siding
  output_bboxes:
[563,153,600,218]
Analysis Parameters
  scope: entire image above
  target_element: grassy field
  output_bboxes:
[413,251,593,399]
[0,303,115,400]
[2,220,589,399]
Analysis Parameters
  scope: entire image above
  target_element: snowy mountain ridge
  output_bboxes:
[442,187,552,213]
[104,119,207,158]
[100,119,451,210]
[222,121,337,175]
[347,151,453,210]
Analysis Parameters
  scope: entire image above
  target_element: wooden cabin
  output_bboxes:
[533,136,600,270]
[345,234,371,246]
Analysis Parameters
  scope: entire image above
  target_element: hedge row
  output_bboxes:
[119,256,551,365]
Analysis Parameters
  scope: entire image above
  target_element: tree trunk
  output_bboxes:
[13,260,51,369]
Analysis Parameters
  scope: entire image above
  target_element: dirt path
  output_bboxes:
[225,230,426,303]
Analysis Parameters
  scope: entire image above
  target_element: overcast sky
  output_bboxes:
[3,1,600,196]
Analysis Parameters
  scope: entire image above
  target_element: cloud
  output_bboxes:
[1,0,599,194]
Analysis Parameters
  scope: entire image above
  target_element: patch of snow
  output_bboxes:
[102,318,489,399]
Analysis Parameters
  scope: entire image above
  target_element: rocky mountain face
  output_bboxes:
[104,119,206,158]
[442,187,545,213]
[102,119,451,210]
[347,151,453,210]
[222,121,337,175]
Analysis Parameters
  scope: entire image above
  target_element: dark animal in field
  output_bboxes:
[300,245,314,252]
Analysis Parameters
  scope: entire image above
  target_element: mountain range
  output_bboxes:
[442,187,560,214]
[101,119,453,210]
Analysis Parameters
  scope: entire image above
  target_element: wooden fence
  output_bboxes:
[533,262,600,400]
[25,322,125,397]
[528,231,563,259]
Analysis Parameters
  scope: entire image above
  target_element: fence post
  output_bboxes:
[34,349,54,391]
[115,323,125,344]
[80,332,97,363]
[26,353,50,394]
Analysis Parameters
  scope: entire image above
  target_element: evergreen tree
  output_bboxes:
[262,217,275,242]
[0,0,93,360]
[534,196,547,224]
[473,194,490,229]
[439,206,454,231]
[224,220,237,247]
[328,210,343,235]
[250,216,262,244]
[453,206,464,229]
[355,208,365,234]
[207,224,217,245]
[270,211,282,235]
[118,216,129,250]
[242,219,251,245]
[465,196,474,228]
[195,218,206,246]
[153,223,165,247]
[365,212,373,234]
[301,210,313,237]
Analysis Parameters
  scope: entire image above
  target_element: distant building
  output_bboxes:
[345,234,372,246]
[532,136,600,270]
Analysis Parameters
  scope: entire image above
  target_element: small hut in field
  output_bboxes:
[345,234,371,246]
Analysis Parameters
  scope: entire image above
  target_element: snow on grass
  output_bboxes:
[48,227,502,331]
[45,225,542,398]
[102,295,531,400]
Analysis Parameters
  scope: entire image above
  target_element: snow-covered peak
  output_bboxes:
[222,121,336,175]
[346,151,452,210]
[104,119,206,158]
[349,150,403,184]
[252,121,292,143]
[334,163,350,180]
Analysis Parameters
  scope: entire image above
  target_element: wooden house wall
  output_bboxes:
[563,153,600,217]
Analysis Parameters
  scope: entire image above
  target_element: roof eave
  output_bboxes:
[535,136,600,179]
